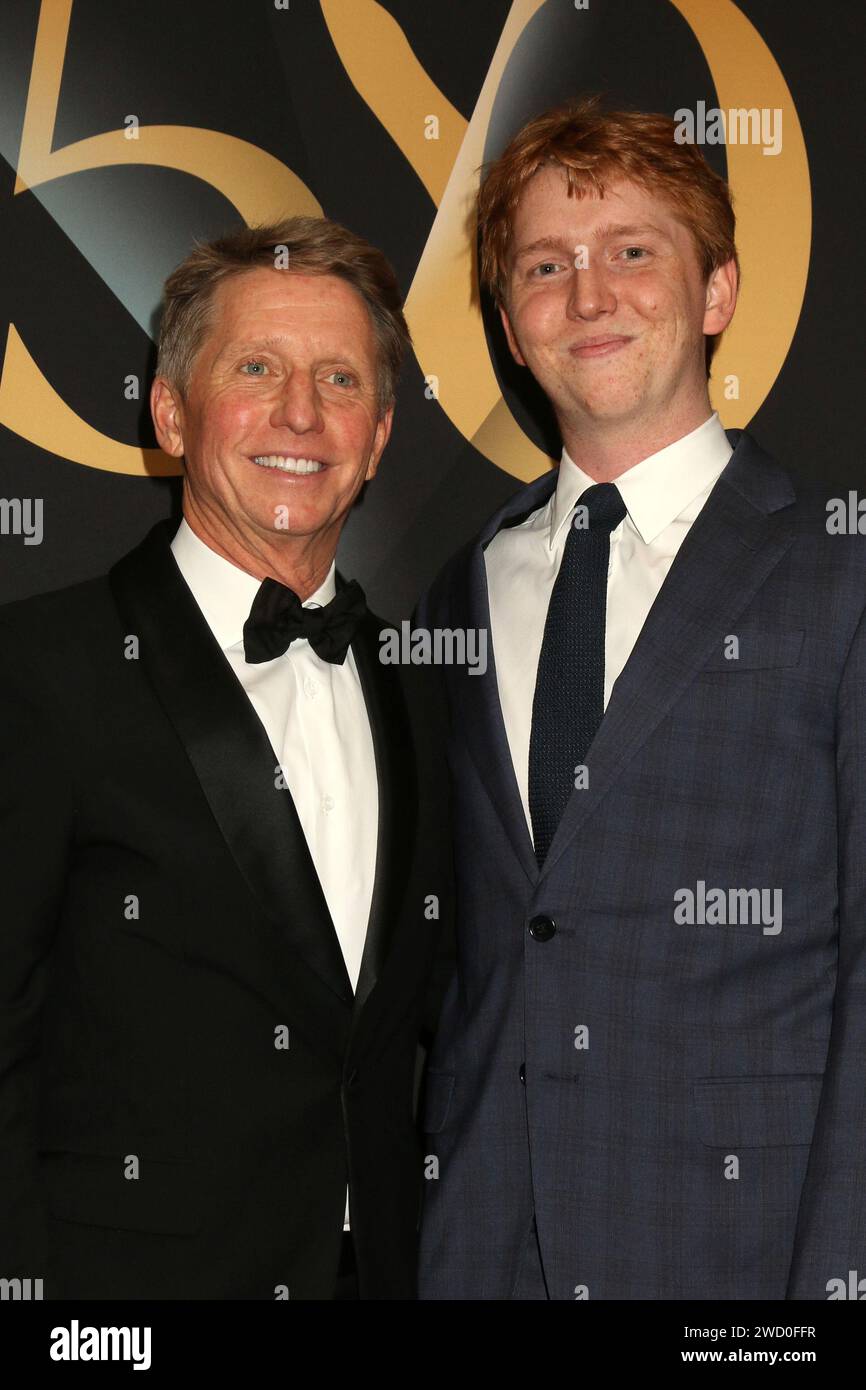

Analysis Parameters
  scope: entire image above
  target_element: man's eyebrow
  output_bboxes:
[214,335,290,357]
[213,336,361,363]
[512,236,575,262]
[513,224,672,262]
[591,222,672,242]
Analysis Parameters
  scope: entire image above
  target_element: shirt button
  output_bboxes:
[321,794,335,814]
[303,675,319,699]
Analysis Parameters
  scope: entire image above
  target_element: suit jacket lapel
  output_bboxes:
[109,522,354,1027]
[539,431,799,879]
[348,606,417,1017]
[452,471,559,887]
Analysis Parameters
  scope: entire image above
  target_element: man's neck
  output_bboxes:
[182,502,337,601]
[560,400,714,483]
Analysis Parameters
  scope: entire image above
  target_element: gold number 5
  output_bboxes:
[0,0,321,476]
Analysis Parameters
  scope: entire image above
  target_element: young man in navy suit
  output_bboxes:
[419,97,866,1300]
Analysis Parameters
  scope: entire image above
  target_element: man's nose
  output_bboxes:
[566,259,616,320]
[269,371,324,434]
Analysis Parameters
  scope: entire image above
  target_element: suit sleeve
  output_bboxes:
[786,598,866,1298]
[0,628,71,1277]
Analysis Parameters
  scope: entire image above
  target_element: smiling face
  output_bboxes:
[152,266,392,572]
[500,166,737,450]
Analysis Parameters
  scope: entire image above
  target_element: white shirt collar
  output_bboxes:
[550,412,733,548]
[170,518,337,650]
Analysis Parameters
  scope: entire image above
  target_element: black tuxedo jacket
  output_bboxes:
[0,520,453,1299]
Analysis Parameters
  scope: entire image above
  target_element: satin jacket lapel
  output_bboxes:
[539,431,799,880]
[454,470,559,887]
[109,522,353,1040]
[348,607,417,1019]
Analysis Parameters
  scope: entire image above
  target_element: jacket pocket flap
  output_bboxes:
[38,1151,205,1234]
[698,629,804,672]
[694,1073,823,1147]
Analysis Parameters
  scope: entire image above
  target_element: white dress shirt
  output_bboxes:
[171,519,378,1230]
[484,412,734,834]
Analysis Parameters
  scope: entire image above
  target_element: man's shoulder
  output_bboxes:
[0,574,122,722]
[727,428,852,520]
[698,427,863,553]
[786,471,866,536]
[746,436,866,558]
[713,433,866,649]
[0,571,115,641]
[419,469,556,621]
[0,520,173,663]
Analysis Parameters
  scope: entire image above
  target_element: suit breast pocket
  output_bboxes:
[695,628,805,675]
[38,1150,206,1235]
[693,1073,823,1148]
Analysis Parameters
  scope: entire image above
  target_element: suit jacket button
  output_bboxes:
[519,1063,526,1084]
[528,914,556,942]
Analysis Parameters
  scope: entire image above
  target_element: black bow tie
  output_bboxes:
[242,577,367,665]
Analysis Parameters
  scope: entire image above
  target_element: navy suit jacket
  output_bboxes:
[418,429,866,1300]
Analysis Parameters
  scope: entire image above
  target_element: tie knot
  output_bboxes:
[573,482,626,534]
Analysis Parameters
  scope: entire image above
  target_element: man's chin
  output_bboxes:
[243,505,338,546]
[558,393,646,429]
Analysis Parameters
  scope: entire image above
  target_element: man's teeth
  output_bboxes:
[252,455,324,473]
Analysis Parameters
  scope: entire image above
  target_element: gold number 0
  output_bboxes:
[403,0,811,481]
[0,0,321,476]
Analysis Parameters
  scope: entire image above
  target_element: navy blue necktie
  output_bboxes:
[528,482,627,865]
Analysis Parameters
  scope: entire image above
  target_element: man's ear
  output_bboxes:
[151,377,186,458]
[365,403,394,482]
[703,258,738,338]
[499,303,527,367]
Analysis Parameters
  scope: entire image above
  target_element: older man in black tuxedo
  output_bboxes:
[0,217,452,1300]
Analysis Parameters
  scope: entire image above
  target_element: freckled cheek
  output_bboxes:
[634,281,681,318]
[632,293,659,318]
[509,299,550,346]
[536,303,564,341]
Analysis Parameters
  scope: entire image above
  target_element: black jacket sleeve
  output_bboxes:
[0,620,72,1278]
